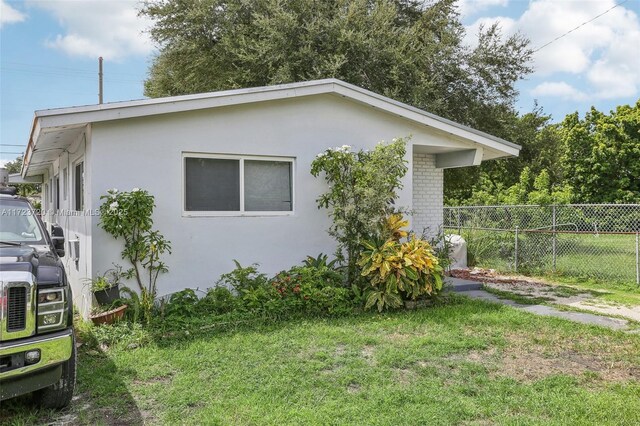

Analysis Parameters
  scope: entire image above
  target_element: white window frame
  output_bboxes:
[182,152,295,217]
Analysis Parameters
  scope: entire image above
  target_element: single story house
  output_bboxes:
[20,79,520,316]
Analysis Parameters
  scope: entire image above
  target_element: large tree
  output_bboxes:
[141,0,532,131]
[444,107,566,204]
[561,102,640,203]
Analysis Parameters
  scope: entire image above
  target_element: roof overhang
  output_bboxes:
[22,79,520,177]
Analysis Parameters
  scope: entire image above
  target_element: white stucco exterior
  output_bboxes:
[21,79,519,316]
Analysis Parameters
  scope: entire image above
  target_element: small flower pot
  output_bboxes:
[90,305,128,326]
[94,284,120,306]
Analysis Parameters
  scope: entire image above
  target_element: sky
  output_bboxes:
[1,0,640,166]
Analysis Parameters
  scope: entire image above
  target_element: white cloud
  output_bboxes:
[465,0,640,100]
[1,0,27,28]
[531,81,588,101]
[30,0,153,61]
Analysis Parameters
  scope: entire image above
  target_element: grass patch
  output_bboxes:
[481,286,555,305]
[537,275,640,306]
[2,297,640,425]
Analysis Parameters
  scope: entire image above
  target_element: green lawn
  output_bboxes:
[452,229,639,287]
[2,297,640,425]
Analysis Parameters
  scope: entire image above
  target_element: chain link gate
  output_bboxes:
[443,204,640,285]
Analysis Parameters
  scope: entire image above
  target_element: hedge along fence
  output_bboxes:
[444,204,640,285]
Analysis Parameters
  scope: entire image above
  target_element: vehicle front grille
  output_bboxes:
[7,287,27,332]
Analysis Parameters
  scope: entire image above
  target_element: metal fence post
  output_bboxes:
[514,226,519,272]
[552,205,557,272]
[636,232,639,286]
[457,207,462,235]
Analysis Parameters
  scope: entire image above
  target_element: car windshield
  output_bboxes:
[0,198,45,244]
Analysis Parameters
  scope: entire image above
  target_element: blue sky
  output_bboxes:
[2,0,639,166]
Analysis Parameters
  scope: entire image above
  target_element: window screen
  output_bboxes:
[185,158,240,211]
[75,162,84,211]
[244,160,292,211]
[55,176,60,210]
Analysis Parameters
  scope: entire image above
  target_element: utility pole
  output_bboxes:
[98,56,104,104]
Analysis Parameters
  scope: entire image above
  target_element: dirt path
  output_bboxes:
[449,268,640,323]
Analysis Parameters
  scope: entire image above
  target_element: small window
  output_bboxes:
[62,168,68,200]
[54,176,60,210]
[184,154,294,215]
[74,161,84,211]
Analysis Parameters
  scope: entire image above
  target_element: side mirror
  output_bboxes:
[51,223,65,257]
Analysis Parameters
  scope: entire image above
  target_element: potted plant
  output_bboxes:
[86,266,123,307]
[89,303,128,326]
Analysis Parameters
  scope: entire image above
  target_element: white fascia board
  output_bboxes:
[330,82,520,157]
[31,78,519,160]
[35,80,338,128]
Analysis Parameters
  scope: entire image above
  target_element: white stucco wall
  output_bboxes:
[42,131,94,317]
[84,94,450,297]
[412,152,443,237]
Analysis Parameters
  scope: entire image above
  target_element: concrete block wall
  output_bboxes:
[412,152,443,237]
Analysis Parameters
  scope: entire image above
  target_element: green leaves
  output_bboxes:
[561,102,640,203]
[310,140,408,283]
[358,215,444,311]
[98,188,171,323]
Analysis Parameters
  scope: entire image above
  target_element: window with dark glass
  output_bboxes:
[75,162,84,211]
[184,155,293,213]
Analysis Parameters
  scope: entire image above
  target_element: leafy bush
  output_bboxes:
[311,139,409,282]
[77,320,152,350]
[358,214,444,311]
[303,253,338,270]
[99,188,171,323]
[269,266,355,316]
[157,261,356,325]
[199,287,239,315]
[216,260,269,293]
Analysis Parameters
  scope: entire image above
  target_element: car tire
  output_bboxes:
[35,335,77,409]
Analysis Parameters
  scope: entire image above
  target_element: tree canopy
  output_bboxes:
[141,0,637,205]
[561,102,640,204]
[447,102,640,205]
[141,0,532,131]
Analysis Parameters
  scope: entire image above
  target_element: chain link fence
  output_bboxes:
[443,204,640,285]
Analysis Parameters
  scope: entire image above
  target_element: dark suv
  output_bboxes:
[0,189,76,408]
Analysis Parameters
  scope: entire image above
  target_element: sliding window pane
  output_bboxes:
[244,160,292,211]
[185,158,240,211]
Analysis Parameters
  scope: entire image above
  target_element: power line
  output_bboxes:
[532,0,630,53]
[1,61,144,78]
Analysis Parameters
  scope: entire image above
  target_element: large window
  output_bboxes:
[74,161,84,211]
[184,154,293,215]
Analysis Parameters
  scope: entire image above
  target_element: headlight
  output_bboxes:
[37,288,67,331]
[38,291,63,304]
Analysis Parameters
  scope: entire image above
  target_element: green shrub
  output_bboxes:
[156,261,356,324]
[78,320,152,349]
[199,287,239,315]
[358,215,444,311]
[216,260,269,293]
[269,266,355,316]
[98,188,171,323]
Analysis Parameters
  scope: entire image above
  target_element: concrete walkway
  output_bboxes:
[446,277,631,331]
